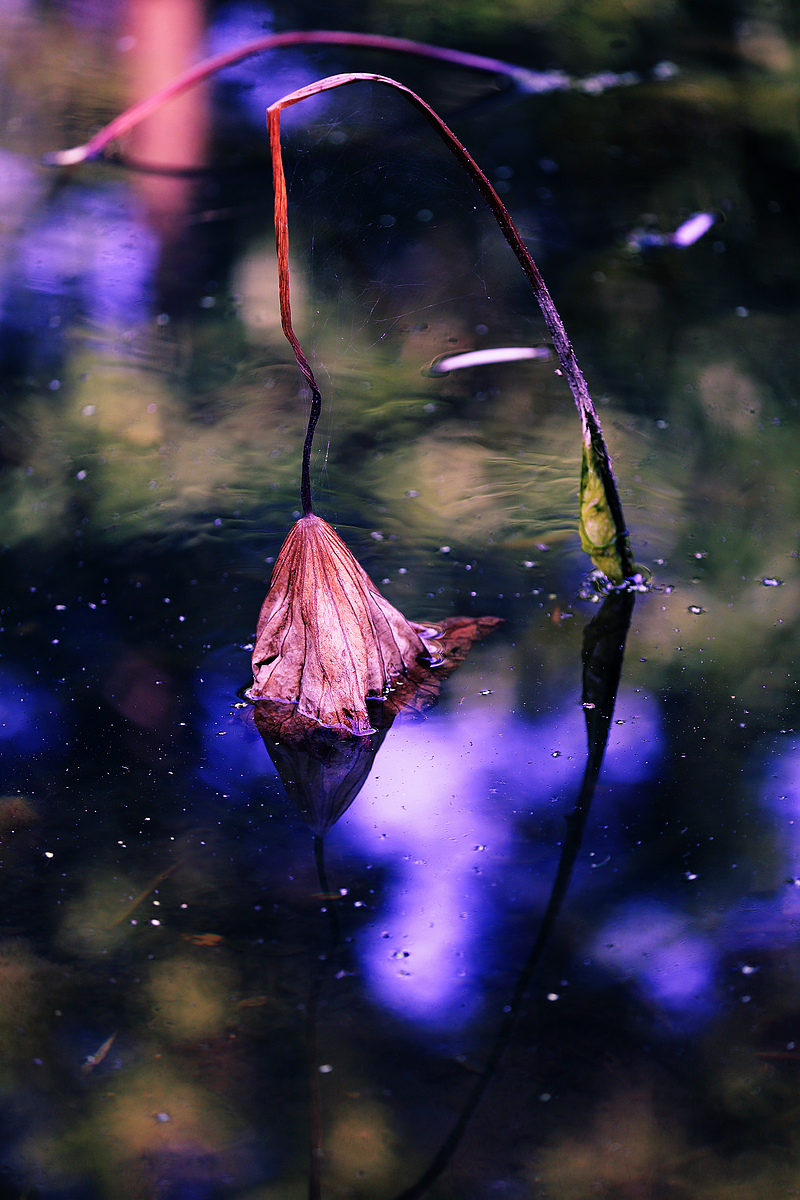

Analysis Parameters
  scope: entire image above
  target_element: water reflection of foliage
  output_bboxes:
[4,1,800,1196]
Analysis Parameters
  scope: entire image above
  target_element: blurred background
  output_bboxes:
[2,0,800,1197]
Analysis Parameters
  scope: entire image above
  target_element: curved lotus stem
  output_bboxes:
[267,71,635,579]
[43,30,569,168]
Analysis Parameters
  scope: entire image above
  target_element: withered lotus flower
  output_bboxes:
[248,513,445,735]
[241,73,506,833]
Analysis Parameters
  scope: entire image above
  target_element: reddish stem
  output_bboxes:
[267,71,632,576]
[44,30,564,167]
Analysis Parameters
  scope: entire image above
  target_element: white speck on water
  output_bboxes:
[672,212,715,246]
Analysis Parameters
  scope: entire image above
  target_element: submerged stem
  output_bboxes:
[307,836,340,1200]
[267,73,633,574]
[313,835,341,949]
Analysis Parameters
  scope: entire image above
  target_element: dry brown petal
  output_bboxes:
[249,514,430,735]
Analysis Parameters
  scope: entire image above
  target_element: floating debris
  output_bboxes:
[81,1033,116,1074]
[627,211,715,253]
[425,346,550,374]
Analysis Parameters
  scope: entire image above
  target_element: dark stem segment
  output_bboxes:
[267,74,632,573]
[314,834,341,949]
[307,835,341,1200]
[307,969,324,1200]
[392,588,635,1200]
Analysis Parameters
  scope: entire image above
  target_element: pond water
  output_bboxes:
[2,2,800,1198]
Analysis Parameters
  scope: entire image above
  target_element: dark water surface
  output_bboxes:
[2,1,800,1197]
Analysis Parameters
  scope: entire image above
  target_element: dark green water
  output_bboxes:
[2,1,800,1197]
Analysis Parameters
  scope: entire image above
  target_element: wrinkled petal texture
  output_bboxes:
[250,514,427,735]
